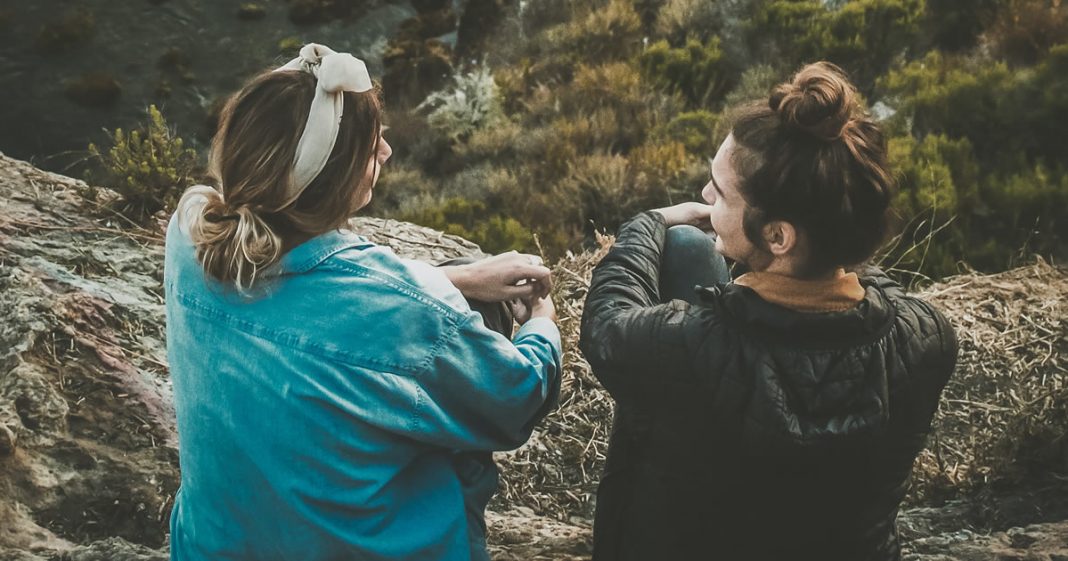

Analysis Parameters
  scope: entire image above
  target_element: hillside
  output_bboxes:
[1,153,1066,560]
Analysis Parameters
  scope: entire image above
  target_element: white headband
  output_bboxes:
[274,43,373,205]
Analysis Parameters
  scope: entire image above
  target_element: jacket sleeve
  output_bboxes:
[579,211,697,405]
[410,314,562,451]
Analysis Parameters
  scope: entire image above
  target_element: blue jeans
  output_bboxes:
[660,226,731,305]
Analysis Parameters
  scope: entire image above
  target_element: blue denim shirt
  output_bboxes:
[164,211,562,561]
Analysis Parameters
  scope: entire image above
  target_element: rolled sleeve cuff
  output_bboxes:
[515,317,562,354]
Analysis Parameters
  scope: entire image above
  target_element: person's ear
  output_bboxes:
[762,220,798,256]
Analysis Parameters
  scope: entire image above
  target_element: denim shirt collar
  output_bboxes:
[273,229,373,276]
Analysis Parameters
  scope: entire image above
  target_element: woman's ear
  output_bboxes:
[762,220,798,256]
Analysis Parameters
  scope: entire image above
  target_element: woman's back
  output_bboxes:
[165,210,561,561]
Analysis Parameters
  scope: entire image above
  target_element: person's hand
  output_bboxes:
[442,251,552,303]
[509,293,557,325]
[652,202,714,230]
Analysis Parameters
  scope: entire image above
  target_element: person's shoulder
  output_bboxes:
[323,240,470,319]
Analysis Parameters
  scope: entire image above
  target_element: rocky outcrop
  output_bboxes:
[2,152,1067,560]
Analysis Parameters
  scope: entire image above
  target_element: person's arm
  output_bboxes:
[440,252,551,303]
[409,296,562,451]
[578,206,711,404]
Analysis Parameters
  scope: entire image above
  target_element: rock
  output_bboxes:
[902,520,1068,561]
[235,3,267,21]
[0,423,15,455]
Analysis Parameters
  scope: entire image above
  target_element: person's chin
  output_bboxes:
[714,238,730,257]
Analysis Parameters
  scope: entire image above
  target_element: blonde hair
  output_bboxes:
[178,70,383,291]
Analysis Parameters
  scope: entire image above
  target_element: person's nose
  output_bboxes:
[379,137,393,163]
[701,181,716,204]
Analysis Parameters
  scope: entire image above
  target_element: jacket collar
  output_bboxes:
[272,229,374,275]
[699,277,896,349]
[733,269,866,313]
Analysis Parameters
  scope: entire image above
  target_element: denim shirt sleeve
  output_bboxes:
[412,313,562,451]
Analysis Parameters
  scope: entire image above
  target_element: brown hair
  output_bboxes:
[178,70,383,291]
[729,62,894,276]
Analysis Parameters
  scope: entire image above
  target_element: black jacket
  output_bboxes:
[579,212,957,561]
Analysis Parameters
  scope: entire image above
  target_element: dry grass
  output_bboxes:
[910,258,1068,502]
[492,234,615,522]
[494,244,1068,522]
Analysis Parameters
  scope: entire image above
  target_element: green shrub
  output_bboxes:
[883,133,978,278]
[655,0,721,42]
[922,0,1002,52]
[369,161,439,213]
[417,66,504,142]
[543,0,642,63]
[629,140,691,199]
[979,163,1068,268]
[721,63,780,110]
[400,197,534,253]
[749,0,923,90]
[87,105,198,220]
[639,37,732,107]
[562,62,675,150]
[879,52,1015,164]
[985,0,1068,65]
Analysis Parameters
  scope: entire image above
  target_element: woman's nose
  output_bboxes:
[379,137,393,163]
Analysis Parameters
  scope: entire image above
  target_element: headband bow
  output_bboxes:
[274,43,373,205]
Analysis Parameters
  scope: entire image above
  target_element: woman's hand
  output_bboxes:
[652,202,714,230]
[509,294,557,325]
[442,251,552,303]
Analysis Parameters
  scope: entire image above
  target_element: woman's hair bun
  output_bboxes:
[769,62,858,141]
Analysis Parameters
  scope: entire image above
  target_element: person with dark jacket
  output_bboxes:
[579,62,958,561]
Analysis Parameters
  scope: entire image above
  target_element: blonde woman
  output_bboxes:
[164,44,561,561]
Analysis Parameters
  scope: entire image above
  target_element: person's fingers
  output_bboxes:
[530,278,551,299]
[506,264,551,284]
[500,283,538,300]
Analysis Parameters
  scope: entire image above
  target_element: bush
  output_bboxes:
[979,163,1068,268]
[399,197,534,253]
[883,134,979,277]
[922,0,1002,52]
[878,52,1015,165]
[543,0,642,63]
[368,161,439,214]
[86,105,198,220]
[748,0,923,91]
[628,140,691,202]
[655,0,721,42]
[417,66,504,142]
[985,0,1068,66]
[639,37,733,107]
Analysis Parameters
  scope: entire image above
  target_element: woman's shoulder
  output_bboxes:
[324,240,471,317]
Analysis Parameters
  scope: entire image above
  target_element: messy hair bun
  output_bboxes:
[728,62,894,275]
[178,186,282,292]
[769,62,858,142]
